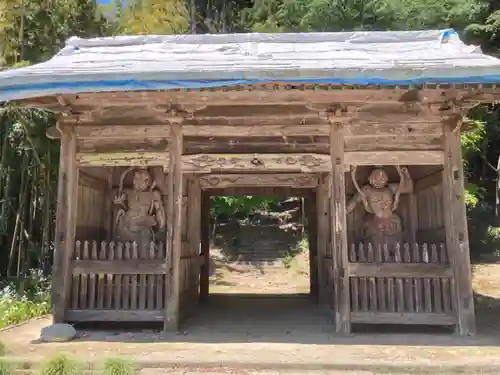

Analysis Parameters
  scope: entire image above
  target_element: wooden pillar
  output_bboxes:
[52,126,78,323]
[329,122,350,334]
[165,123,183,332]
[305,193,318,298]
[187,176,202,306]
[442,122,475,336]
[316,174,328,305]
[199,192,210,302]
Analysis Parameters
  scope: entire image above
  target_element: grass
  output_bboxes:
[0,271,51,329]
[99,358,135,375]
[37,354,84,375]
[0,359,18,375]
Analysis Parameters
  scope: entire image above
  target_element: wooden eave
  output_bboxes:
[11,82,500,112]
[34,82,488,157]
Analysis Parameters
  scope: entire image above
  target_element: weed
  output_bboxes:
[0,270,51,328]
[0,342,6,356]
[37,353,84,375]
[99,358,135,375]
[0,359,18,375]
[283,236,309,268]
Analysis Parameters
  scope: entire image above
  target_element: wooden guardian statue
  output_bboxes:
[347,165,413,249]
[113,167,165,247]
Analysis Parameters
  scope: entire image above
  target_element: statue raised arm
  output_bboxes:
[347,165,413,250]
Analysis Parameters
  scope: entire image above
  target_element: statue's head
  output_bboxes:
[132,169,150,191]
[368,168,388,189]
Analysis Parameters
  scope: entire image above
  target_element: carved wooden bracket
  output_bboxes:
[199,173,320,189]
[155,103,208,122]
[306,103,358,123]
[182,153,332,173]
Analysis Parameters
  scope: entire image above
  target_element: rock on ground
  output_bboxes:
[40,323,76,342]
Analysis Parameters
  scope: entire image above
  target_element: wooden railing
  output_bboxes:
[348,242,456,326]
[67,240,167,322]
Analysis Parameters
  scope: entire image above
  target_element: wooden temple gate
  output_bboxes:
[27,84,485,336]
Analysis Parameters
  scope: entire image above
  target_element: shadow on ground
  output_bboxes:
[55,293,500,347]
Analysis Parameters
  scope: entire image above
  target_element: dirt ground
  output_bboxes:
[3,244,500,374]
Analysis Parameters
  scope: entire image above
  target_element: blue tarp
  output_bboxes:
[1,29,500,102]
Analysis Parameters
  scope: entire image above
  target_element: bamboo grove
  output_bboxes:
[2,0,500,285]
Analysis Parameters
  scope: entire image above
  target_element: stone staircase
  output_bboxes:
[210,223,304,268]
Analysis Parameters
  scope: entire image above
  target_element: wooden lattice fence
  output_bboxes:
[67,240,167,322]
[348,242,456,326]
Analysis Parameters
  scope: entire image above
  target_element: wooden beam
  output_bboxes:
[182,153,332,173]
[442,123,475,336]
[199,173,319,189]
[75,125,171,139]
[37,87,494,109]
[67,309,164,322]
[345,121,443,137]
[76,152,169,167]
[72,260,167,275]
[164,123,183,332]
[351,312,455,325]
[344,151,444,166]
[415,171,443,191]
[52,126,78,323]
[184,141,330,154]
[182,124,329,137]
[330,123,351,334]
[79,171,108,191]
[347,263,452,278]
[205,187,314,196]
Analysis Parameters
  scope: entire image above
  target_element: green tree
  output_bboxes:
[116,0,189,35]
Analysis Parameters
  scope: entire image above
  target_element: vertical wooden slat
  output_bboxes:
[430,244,443,313]
[442,123,475,335]
[358,243,368,311]
[105,242,114,308]
[403,243,414,312]
[157,241,165,309]
[385,244,395,312]
[88,241,98,309]
[53,126,78,322]
[394,244,405,312]
[412,243,422,312]
[349,244,359,312]
[138,243,148,310]
[147,242,156,309]
[366,244,377,311]
[79,241,89,309]
[71,241,81,309]
[422,243,432,312]
[114,242,123,309]
[375,245,386,312]
[130,242,139,309]
[122,242,131,309]
[96,241,106,309]
[165,122,183,331]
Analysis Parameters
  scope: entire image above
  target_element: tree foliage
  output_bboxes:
[1,0,500,282]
